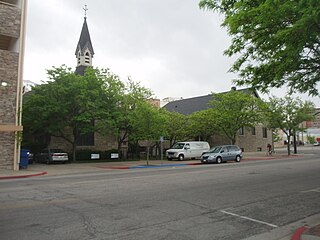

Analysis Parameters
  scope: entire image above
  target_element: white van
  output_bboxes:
[166,141,210,161]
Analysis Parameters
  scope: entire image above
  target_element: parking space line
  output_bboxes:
[220,210,278,228]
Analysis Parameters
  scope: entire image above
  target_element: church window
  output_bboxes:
[85,52,90,64]
[76,121,95,146]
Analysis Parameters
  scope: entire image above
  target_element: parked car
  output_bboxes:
[201,145,242,164]
[313,142,320,146]
[166,141,210,161]
[36,149,69,164]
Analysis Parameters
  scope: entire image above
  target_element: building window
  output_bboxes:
[85,52,90,64]
[239,127,244,135]
[251,127,256,135]
[262,127,268,138]
[76,121,95,146]
[76,132,94,146]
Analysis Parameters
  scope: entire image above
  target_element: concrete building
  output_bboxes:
[0,0,27,170]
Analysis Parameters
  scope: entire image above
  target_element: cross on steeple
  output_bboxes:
[83,4,88,18]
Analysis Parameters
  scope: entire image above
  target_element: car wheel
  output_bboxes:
[216,157,222,164]
[235,155,241,162]
[178,154,184,161]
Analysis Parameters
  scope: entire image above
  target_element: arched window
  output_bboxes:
[85,51,90,64]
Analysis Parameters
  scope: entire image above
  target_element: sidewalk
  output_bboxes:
[0,151,319,240]
[0,151,298,179]
[0,151,303,179]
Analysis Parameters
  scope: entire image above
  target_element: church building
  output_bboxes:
[47,9,121,157]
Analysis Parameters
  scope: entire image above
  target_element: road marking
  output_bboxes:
[301,187,320,193]
[220,210,278,228]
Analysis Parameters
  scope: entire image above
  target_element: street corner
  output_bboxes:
[301,224,320,240]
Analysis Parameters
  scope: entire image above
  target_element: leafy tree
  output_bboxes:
[129,102,167,165]
[264,96,315,155]
[199,0,320,96]
[114,79,152,158]
[23,66,123,161]
[307,135,316,144]
[209,90,264,144]
[163,110,188,147]
[186,109,218,141]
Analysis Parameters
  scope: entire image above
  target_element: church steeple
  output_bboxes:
[75,5,94,75]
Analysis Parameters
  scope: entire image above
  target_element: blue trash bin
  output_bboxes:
[20,149,29,169]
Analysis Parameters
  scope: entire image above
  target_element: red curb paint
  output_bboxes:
[291,226,309,240]
[0,171,47,180]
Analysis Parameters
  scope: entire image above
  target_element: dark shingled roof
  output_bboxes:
[75,17,94,56]
[164,95,213,115]
[163,88,260,115]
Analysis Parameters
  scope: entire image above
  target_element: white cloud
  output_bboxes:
[24,0,320,106]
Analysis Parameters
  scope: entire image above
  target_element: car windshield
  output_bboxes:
[171,143,185,149]
[208,147,222,153]
[51,149,64,153]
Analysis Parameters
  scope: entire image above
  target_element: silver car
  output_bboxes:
[36,149,69,164]
[201,145,242,164]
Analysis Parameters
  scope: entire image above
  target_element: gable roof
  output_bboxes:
[163,88,260,115]
[75,17,94,56]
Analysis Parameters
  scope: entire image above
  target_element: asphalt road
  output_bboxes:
[0,154,319,240]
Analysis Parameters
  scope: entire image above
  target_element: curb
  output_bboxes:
[0,155,303,178]
[100,162,203,170]
[292,226,308,240]
[0,171,47,180]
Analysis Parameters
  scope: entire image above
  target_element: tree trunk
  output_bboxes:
[287,134,291,156]
[146,146,149,166]
[293,129,297,154]
[72,142,76,161]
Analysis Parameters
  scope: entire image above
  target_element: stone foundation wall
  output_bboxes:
[0,132,15,169]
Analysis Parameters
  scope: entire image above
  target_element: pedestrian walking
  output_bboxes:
[267,143,272,156]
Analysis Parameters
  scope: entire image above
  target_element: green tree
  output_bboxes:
[129,102,167,165]
[209,90,264,144]
[23,66,123,161]
[114,79,152,158]
[199,0,320,96]
[264,96,315,155]
[163,110,188,147]
[186,109,218,141]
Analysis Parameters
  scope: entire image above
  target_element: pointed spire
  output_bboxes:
[75,17,94,56]
[75,4,94,74]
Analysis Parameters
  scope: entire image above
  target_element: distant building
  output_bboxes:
[0,0,27,170]
[307,108,320,128]
[23,80,37,93]
[163,88,272,152]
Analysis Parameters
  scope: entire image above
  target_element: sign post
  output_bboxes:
[160,136,164,165]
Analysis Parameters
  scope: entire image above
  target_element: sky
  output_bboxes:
[24,0,320,106]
